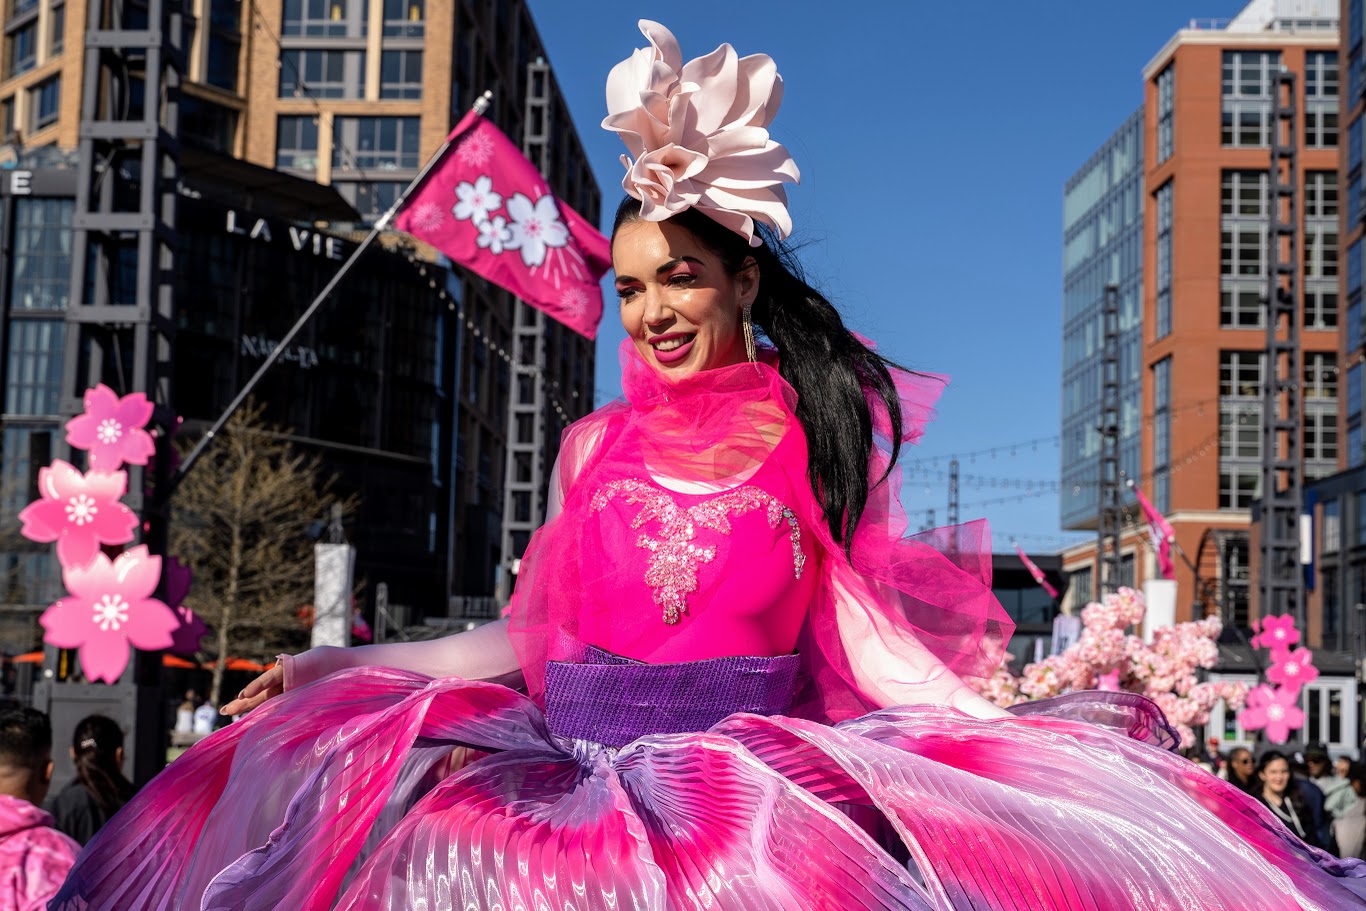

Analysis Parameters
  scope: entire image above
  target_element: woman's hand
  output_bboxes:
[220,663,284,716]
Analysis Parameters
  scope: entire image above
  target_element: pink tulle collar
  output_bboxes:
[617,338,788,409]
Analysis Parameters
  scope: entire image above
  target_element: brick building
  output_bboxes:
[1061,7,1340,637]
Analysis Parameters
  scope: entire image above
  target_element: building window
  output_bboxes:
[48,1,62,56]
[279,48,365,99]
[1221,286,1263,328]
[276,115,319,171]
[1323,499,1341,554]
[1304,352,1338,476]
[9,0,38,17]
[1306,170,1339,330]
[1221,51,1280,147]
[1350,362,1365,468]
[205,0,240,93]
[6,20,34,77]
[379,49,422,100]
[1220,171,1267,329]
[5,319,64,415]
[336,180,405,223]
[382,0,422,37]
[1305,51,1339,149]
[281,0,367,37]
[332,116,420,171]
[1156,64,1174,163]
[11,197,73,310]
[1304,223,1338,278]
[1153,358,1171,514]
[28,76,58,132]
[1220,225,1265,278]
[181,95,237,155]
[1221,170,1269,217]
[1219,351,1263,509]
[1155,181,1172,339]
[1069,566,1094,605]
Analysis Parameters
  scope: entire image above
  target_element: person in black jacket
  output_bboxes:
[45,714,135,845]
[1257,751,1323,850]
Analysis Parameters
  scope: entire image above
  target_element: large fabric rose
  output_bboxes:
[603,20,800,246]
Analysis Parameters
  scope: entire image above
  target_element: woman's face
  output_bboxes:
[613,219,757,381]
[1336,757,1351,779]
[1260,757,1291,795]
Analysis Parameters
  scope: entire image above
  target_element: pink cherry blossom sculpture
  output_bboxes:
[1238,683,1305,745]
[39,545,179,683]
[1257,614,1301,652]
[65,384,156,470]
[18,460,137,569]
[1266,647,1319,694]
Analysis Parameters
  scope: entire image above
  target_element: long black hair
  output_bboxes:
[70,714,134,817]
[612,198,908,555]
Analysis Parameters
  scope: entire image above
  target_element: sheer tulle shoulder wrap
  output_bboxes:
[508,339,1013,721]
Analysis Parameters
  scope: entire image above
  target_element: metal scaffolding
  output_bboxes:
[498,60,551,598]
[34,0,183,786]
[1258,67,1304,627]
[1097,283,1123,594]
[947,458,960,526]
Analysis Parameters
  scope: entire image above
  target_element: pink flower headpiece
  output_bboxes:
[603,20,800,247]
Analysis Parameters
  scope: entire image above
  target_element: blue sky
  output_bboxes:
[527,1,1251,553]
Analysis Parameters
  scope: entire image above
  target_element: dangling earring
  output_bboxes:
[743,301,757,364]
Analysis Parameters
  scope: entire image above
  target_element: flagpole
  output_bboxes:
[172,91,495,489]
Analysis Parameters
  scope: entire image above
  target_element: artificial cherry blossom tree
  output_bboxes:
[970,587,1247,749]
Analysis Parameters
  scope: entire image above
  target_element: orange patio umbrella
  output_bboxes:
[206,657,274,673]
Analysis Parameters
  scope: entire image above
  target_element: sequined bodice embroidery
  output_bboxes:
[589,479,805,624]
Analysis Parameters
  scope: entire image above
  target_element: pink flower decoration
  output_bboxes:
[1257,614,1301,651]
[1238,684,1305,745]
[1266,647,1319,694]
[1096,670,1121,691]
[602,20,800,245]
[39,545,178,683]
[65,384,155,470]
[17,461,137,569]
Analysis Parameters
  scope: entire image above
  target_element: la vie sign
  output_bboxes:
[224,210,347,261]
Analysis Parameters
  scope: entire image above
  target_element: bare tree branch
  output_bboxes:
[170,401,354,705]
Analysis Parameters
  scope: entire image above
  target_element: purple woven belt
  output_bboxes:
[543,646,801,747]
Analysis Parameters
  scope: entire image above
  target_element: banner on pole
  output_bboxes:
[395,111,612,339]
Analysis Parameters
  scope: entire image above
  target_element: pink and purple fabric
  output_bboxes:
[49,669,1366,910]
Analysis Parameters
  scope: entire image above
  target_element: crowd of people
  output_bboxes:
[1198,738,1366,860]
[0,705,135,909]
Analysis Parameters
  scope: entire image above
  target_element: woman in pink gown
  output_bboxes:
[54,20,1366,911]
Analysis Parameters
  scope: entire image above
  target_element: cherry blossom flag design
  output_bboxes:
[394,111,612,339]
[1129,481,1176,581]
[18,460,138,569]
[1013,542,1059,598]
[40,545,179,683]
[65,384,156,470]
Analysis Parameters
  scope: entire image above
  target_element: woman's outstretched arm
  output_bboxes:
[221,618,522,715]
[829,560,1010,720]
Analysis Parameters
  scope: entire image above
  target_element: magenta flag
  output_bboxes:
[394,111,612,339]
[1013,543,1059,599]
[1130,482,1176,581]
